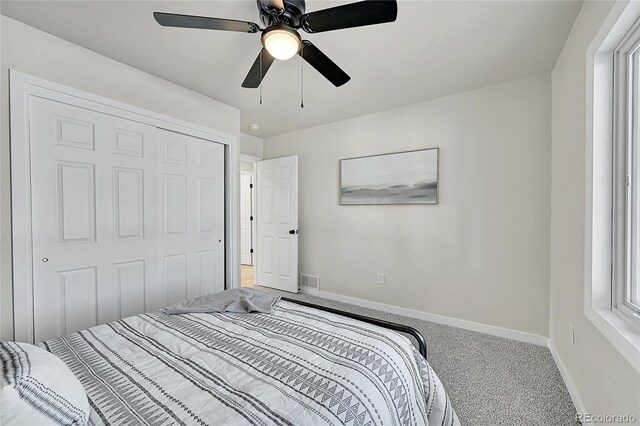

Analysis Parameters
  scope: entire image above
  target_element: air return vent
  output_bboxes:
[299,274,319,290]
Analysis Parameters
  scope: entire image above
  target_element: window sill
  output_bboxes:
[585,307,640,373]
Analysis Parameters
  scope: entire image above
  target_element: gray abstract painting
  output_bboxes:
[341,148,438,205]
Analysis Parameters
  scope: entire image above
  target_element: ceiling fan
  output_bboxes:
[153,0,398,88]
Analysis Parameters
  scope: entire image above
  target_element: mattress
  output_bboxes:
[41,300,458,426]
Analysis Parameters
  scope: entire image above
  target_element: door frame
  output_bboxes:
[9,70,240,342]
[238,154,261,288]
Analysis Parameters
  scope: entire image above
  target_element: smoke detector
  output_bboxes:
[248,123,261,132]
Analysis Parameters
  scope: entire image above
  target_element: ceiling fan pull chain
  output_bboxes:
[300,46,304,108]
[259,50,263,105]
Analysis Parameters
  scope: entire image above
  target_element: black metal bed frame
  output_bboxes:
[281,297,428,360]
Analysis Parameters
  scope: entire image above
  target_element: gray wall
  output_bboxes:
[550,1,640,417]
[264,73,552,336]
[0,16,240,340]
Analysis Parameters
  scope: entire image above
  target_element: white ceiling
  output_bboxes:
[1,0,582,138]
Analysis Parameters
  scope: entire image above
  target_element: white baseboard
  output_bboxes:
[547,341,588,425]
[299,287,586,421]
[298,287,548,346]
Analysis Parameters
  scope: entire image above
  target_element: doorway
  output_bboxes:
[238,155,299,293]
[240,159,256,287]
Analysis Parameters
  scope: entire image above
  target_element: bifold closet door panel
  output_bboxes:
[29,97,161,342]
[157,129,225,305]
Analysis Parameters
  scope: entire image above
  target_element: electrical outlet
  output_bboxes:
[569,323,575,345]
[377,273,385,285]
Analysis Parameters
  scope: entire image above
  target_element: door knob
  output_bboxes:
[42,258,49,263]
[289,229,296,235]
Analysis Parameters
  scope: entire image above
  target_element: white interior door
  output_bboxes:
[240,173,253,265]
[256,156,298,293]
[28,97,225,342]
[157,129,225,305]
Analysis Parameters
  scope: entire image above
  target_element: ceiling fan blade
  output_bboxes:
[301,0,397,33]
[242,49,276,88]
[153,12,260,33]
[299,41,350,87]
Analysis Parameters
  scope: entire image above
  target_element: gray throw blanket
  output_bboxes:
[166,288,280,314]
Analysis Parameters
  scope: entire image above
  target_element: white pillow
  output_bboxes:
[1,341,89,425]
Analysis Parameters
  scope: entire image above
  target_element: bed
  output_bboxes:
[37,298,458,426]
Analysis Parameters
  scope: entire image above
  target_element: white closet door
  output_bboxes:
[157,129,225,305]
[28,98,226,343]
[30,97,160,342]
[256,156,298,293]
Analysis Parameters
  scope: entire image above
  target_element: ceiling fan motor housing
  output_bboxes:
[258,0,306,27]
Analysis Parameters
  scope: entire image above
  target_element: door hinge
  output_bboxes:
[626,174,631,187]
[250,249,254,254]
[250,216,253,221]
[250,183,253,188]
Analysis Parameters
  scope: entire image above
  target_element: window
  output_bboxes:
[586,1,640,373]
[613,22,640,325]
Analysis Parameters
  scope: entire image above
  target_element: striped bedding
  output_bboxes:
[41,300,458,426]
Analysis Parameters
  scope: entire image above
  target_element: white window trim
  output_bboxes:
[586,0,640,374]
[613,21,640,323]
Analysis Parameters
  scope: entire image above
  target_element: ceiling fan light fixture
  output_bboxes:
[262,26,301,61]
